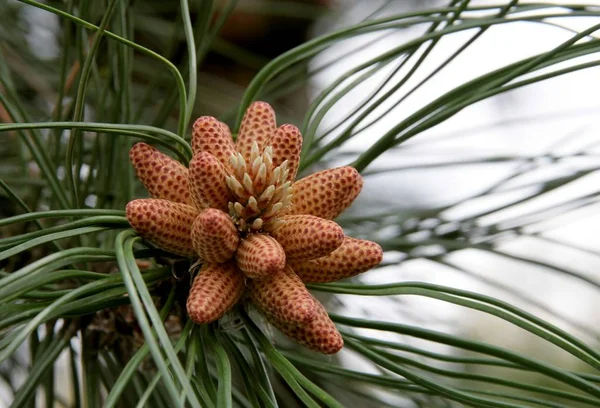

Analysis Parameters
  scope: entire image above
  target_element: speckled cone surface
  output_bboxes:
[281,166,363,220]
[126,101,384,354]
[192,116,236,170]
[191,209,239,264]
[261,295,344,355]
[290,237,383,283]
[189,152,231,211]
[249,265,316,325]
[126,199,198,257]
[236,101,276,162]
[187,262,245,324]
[268,124,302,181]
[129,143,192,205]
[268,215,345,260]
[236,234,285,279]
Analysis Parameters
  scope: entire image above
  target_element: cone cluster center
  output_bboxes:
[225,141,292,234]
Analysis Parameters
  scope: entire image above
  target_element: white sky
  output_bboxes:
[309,0,600,377]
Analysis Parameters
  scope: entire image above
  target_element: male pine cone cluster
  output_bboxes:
[126,102,382,354]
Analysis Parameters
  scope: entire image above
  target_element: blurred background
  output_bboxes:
[1,0,600,407]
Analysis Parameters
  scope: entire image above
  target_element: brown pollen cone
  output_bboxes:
[236,101,276,162]
[260,296,343,355]
[281,166,363,220]
[290,237,383,283]
[236,233,286,279]
[129,142,192,205]
[267,124,302,182]
[191,209,239,264]
[268,215,345,260]
[249,265,316,325]
[189,151,232,211]
[187,262,245,324]
[126,199,198,257]
[192,116,236,170]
